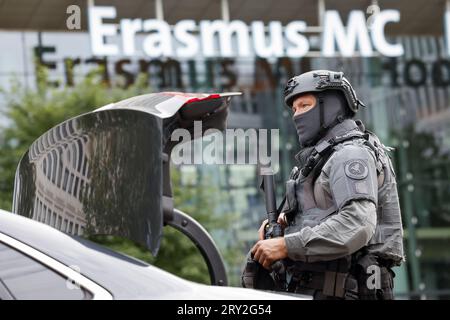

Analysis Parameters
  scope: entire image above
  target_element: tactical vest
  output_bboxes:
[283,120,404,266]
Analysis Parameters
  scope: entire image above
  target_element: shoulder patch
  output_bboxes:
[344,159,368,180]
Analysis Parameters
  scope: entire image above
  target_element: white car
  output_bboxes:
[0,210,308,300]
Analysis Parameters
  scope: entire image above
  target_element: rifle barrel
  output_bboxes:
[263,174,277,219]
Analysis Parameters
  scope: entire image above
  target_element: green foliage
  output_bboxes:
[156,167,240,284]
[0,67,241,286]
[89,168,241,285]
[0,66,148,210]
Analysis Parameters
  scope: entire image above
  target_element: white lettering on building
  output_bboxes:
[88,6,404,58]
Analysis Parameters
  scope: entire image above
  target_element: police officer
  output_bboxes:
[243,70,405,300]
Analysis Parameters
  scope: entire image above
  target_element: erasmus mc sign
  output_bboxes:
[88,6,404,58]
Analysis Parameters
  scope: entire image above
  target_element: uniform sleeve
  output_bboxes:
[326,144,379,210]
[284,144,379,262]
[284,199,377,262]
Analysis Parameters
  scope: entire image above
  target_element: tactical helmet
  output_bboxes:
[284,70,365,114]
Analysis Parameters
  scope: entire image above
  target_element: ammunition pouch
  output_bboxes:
[352,251,395,300]
[291,270,359,300]
[287,257,358,299]
[283,167,300,220]
[286,252,395,300]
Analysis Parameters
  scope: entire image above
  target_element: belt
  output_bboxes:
[290,270,358,299]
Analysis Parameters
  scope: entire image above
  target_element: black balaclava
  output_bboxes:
[293,90,349,148]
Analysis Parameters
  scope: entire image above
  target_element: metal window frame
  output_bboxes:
[0,232,113,300]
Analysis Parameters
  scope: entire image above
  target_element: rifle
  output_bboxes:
[262,173,283,240]
[261,172,286,289]
[241,170,287,290]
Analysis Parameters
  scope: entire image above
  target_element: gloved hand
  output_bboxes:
[258,212,288,240]
[251,237,288,270]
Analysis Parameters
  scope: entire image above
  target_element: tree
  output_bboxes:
[85,166,240,285]
[0,67,241,285]
[0,67,148,209]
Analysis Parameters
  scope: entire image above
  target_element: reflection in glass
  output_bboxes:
[13,109,163,255]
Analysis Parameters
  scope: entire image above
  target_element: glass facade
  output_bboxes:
[1,1,449,299]
[175,36,450,297]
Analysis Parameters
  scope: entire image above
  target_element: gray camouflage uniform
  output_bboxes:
[282,118,404,300]
[242,70,404,300]
[284,117,405,260]
[284,120,378,263]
